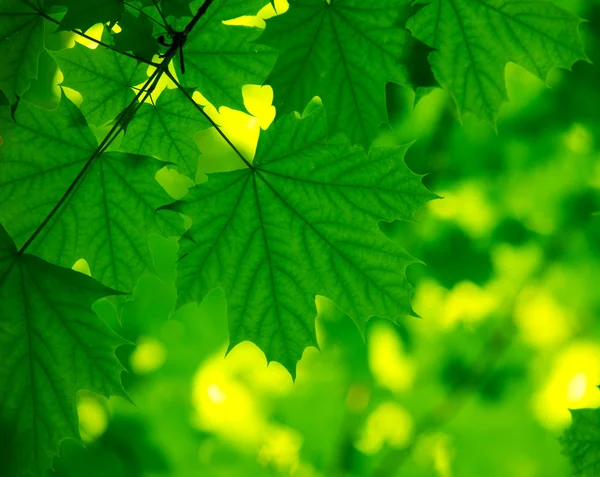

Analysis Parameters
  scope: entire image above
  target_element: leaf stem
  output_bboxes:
[18,70,164,255]
[151,0,170,31]
[165,70,255,170]
[123,1,169,32]
[33,8,160,67]
[18,0,224,254]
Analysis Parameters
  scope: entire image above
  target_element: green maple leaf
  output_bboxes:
[119,87,210,178]
[166,108,434,374]
[0,94,181,292]
[176,0,278,110]
[54,0,125,32]
[407,0,588,124]
[0,0,45,103]
[113,10,159,61]
[560,408,600,476]
[52,43,148,126]
[0,225,127,477]
[260,0,412,147]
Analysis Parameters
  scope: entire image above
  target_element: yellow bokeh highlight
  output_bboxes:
[130,336,167,374]
[355,402,413,455]
[258,426,302,473]
[442,281,498,328]
[429,182,497,238]
[368,322,415,394]
[413,279,498,330]
[533,341,600,430]
[563,123,593,155]
[77,392,108,443]
[414,433,455,477]
[514,286,571,349]
[488,243,543,299]
[191,343,292,450]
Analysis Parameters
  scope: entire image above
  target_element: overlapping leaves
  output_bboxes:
[167,108,434,374]
[408,0,587,123]
[0,0,590,475]
[0,95,181,292]
[261,0,413,147]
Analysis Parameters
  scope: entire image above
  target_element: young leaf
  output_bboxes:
[167,108,434,375]
[0,95,181,292]
[176,0,278,110]
[0,0,45,103]
[0,225,128,477]
[560,408,600,476]
[261,0,412,147]
[407,0,587,124]
[52,43,148,126]
[119,87,210,178]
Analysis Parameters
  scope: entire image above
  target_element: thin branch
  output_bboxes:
[184,0,217,34]
[18,69,164,255]
[151,0,170,30]
[18,0,225,254]
[165,70,254,170]
[18,15,190,255]
[35,9,160,67]
[124,1,169,32]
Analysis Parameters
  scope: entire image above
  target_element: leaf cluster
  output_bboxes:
[0,0,588,475]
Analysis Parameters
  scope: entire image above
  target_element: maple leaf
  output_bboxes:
[166,107,434,375]
[52,0,125,32]
[560,408,600,477]
[0,94,181,292]
[261,0,412,147]
[0,0,45,103]
[113,10,159,62]
[407,0,588,124]
[0,225,127,477]
[119,87,210,178]
[176,0,278,111]
[52,43,148,126]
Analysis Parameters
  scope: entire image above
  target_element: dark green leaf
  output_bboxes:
[0,225,127,477]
